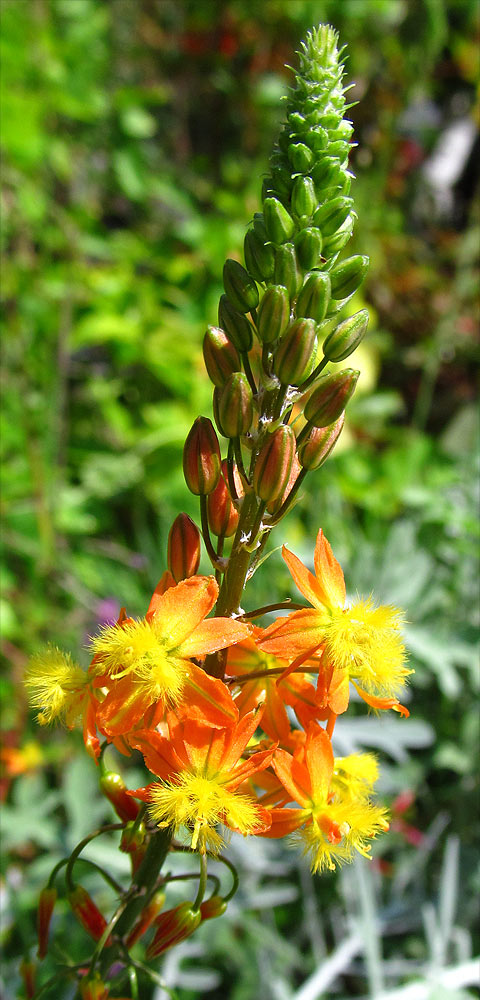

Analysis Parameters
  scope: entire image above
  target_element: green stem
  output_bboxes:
[192,852,208,912]
[200,495,227,573]
[242,351,257,394]
[227,439,240,500]
[112,828,172,939]
[299,355,329,391]
[233,436,250,486]
[267,468,307,524]
[239,600,307,620]
[65,824,124,892]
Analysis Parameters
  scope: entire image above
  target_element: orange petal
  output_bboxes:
[256,806,304,838]
[352,682,410,717]
[259,609,326,659]
[147,572,176,616]
[149,576,218,648]
[313,530,346,609]
[272,748,312,807]
[182,663,239,728]
[304,725,334,802]
[282,546,328,610]
[179,616,251,658]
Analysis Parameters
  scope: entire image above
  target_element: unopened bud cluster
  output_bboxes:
[181,25,369,615]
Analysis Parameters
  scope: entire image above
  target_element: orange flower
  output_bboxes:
[259,530,411,716]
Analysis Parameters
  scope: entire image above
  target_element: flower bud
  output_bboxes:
[37,886,57,959]
[321,214,354,257]
[183,417,221,496]
[313,196,353,238]
[146,901,201,958]
[244,229,275,282]
[312,157,342,191]
[68,885,109,942]
[218,294,253,352]
[80,977,109,1000]
[329,256,369,300]
[287,142,314,172]
[253,425,296,503]
[291,175,317,219]
[207,459,241,537]
[256,284,290,344]
[298,414,345,470]
[304,370,359,427]
[253,212,268,241]
[20,960,36,1000]
[223,259,259,313]
[99,771,139,823]
[167,512,201,582]
[203,326,241,387]
[218,373,253,438]
[294,227,323,270]
[322,310,369,362]
[126,890,166,948]
[263,197,295,244]
[274,318,318,386]
[274,243,302,299]
[120,820,146,855]
[296,271,331,323]
[200,895,228,921]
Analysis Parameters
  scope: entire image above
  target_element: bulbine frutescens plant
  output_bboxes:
[24,26,412,1000]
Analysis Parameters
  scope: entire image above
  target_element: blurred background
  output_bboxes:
[1,1,479,997]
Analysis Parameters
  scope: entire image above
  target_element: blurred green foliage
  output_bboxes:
[1,1,479,998]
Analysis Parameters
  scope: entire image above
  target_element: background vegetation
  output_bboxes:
[1,1,479,997]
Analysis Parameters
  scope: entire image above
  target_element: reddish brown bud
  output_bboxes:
[207,460,241,537]
[274,318,318,386]
[68,885,109,942]
[37,886,57,959]
[217,372,254,438]
[99,771,139,823]
[304,370,359,427]
[20,960,36,1000]
[223,259,259,313]
[298,414,345,470]
[183,417,221,495]
[203,326,241,386]
[200,895,228,920]
[126,890,166,948]
[167,513,201,582]
[146,901,201,958]
[253,425,296,503]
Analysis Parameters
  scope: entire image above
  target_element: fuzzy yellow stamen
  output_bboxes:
[89,619,187,704]
[148,774,261,854]
[25,648,88,725]
[323,599,411,698]
[332,753,379,799]
[299,798,390,873]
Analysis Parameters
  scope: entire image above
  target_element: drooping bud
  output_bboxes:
[218,294,253,352]
[126,890,166,948]
[203,326,241,387]
[37,886,57,959]
[296,271,331,323]
[322,309,369,362]
[304,369,359,427]
[223,259,259,313]
[295,227,323,270]
[183,417,221,496]
[79,976,109,1000]
[207,459,241,537]
[217,373,253,438]
[253,425,296,503]
[68,885,110,942]
[256,284,290,344]
[313,196,353,238]
[146,901,201,959]
[298,414,345,470]
[263,196,295,244]
[287,141,314,172]
[99,771,139,823]
[274,318,318,385]
[167,513,201,582]
[329,255,369,300]
[244,229,275,282]
[199,895,228,921]
[120,820,146,855]
[291,175,317,219]
[274,243,302,299]
[19,960,36,1000]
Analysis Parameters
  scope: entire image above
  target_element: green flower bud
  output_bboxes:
[330,255,369,299]
[304,369,359,427]
[218,294,253,352]
[263,196,295,244]
[322,309,369,362]
[274,318,318,385]
[212,387,227,437]
[321,215,355,257]
[305,126,329,153]
[311,157,342,191]
[296,271,331,323]
[294,227,323,270]
[218,373,254,438]
[274,243,302,299]
[183,417,221,495]
[200,895,228,921]
[244,229,275,283]
[203,326,241,387]
[256,284,290,344]
[120,820,146,854]
[146,902,201,958]
[298,414,345,470]
[167,512,201,582]
[313,196,354,238]
[291,175,317,219]
[287,142,314,172]
[253,425,296,503]
[223,258,259,313]
[253,212,268,241]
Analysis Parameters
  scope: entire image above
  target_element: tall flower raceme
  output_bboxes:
[24,26,412,998]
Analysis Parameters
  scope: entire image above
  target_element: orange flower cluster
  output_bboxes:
[26,529,410,871]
